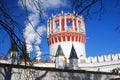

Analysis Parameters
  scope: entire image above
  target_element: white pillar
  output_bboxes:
[59,14,61,31]
[72,16,75,31]
[76,17,79,31]
[64,14,67,31]
[52,18,55,32]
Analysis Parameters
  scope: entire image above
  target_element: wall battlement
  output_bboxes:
[86,53,120,63]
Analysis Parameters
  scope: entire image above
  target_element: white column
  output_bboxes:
[76,17,79,31]
[72,16,75,31]
[64,14,67,31]
[59,14,61,31]
[52,18,55,32]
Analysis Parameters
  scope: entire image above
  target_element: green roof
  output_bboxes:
[69,45,78,59]
[55,45,64,57]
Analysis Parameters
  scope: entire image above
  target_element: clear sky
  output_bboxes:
[0,0,120,60]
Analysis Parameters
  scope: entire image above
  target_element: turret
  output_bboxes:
[8,41,18,64]
[55,45,65,69]
[69,45,78,69]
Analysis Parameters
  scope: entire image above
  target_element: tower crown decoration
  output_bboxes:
[47,11,85,36]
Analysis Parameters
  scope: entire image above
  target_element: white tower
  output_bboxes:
[47,11,86,63]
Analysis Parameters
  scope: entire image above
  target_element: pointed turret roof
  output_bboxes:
[55,45,64,57]
[9,41,18,53]
[69,45,78,59]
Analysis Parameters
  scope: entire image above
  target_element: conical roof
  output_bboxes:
[55,45,64,57]
[69,45,78,59]
[9,41,18,53]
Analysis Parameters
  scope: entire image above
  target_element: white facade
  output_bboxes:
[49,41,86,62]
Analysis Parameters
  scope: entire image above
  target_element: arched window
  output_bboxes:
[56,21,59,28]
[78,22,81,29]
[67,20,72,28]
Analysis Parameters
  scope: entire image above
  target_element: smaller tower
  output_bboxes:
[55,45,65,69]
[8,42,18,64]
[69,45,78,69]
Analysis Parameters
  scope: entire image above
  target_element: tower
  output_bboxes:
[8,42,18,64]
[47,11,86,63]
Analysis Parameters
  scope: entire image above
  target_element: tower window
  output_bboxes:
[78,22,81,29]
[67,20,72,28]
[56,21,59,28]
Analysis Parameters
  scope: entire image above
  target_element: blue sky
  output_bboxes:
[0,0,120,60]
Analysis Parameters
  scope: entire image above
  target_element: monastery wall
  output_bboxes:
[0,64,119,80]
[1,54,120,73]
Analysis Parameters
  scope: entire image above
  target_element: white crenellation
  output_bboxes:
[104,54,111,61]
[91,56,97,63]
[86,53,120,63]
[98,56,104,62]
[86,57,92,63]
[111,54,118,60]
[118,53,120,59]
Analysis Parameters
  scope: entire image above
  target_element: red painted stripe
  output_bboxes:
[63,36,66,41]
[58,36,61,42]
[67,35,70,41]
[74,19,77,31]
[51,38,54,44]
[54,37,57,43]
[72,35,74,41]
[61,18,65,31]
[75,36,77,41]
